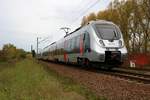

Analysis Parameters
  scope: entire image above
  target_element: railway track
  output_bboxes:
[113,68,150,78]
[97,69,150,84]
[83,67,150,84]
[117,67,150,75]
[41,60,150,84]
[87,66,150,84]
[76,65,150,84]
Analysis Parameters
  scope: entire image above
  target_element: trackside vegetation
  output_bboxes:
[81,0,150,53]
[0,44,26,62]
[0,59,106,100]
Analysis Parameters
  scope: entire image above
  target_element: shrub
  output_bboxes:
[0,44,26,61]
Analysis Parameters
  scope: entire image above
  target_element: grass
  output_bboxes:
[0,59,106,100]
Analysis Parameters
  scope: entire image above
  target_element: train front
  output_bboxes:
[90,21,127,66]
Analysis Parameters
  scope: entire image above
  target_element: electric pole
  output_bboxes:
[37,37,38,55]
[31,45,33,52]
[37,37,41,56]
[36,36,50,56]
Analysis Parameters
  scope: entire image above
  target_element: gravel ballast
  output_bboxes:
[42,62,150,100]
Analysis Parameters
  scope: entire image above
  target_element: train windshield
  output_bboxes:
[95,24,121,40]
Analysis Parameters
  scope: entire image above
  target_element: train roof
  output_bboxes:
[89,20,115,25]
[42,20,116,51]
[64,27,82,38]
[43,42,56,49]
[63,20,115,38]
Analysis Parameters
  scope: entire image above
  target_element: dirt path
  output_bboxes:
[42,62,150,100]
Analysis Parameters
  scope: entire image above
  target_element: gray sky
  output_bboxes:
[0,0,111,51]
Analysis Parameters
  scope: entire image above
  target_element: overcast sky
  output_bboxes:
[0,0,111,51]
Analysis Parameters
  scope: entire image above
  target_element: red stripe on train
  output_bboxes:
[64,53,67,62]
[64,40,68,62]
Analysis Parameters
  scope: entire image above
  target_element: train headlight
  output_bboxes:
[99,40,105,46]
[119,40,122,47]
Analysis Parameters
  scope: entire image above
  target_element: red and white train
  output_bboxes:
[38,20,127,68]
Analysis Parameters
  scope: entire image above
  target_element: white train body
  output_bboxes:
[40,20,127,67]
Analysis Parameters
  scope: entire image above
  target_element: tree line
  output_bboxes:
[0,44,27,62]
[81,0,150,53]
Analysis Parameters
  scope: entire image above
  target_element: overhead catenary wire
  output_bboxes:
[39,0,101,50]
[71,0,100,25]
[38,36,49,44]
[60,0,93,31]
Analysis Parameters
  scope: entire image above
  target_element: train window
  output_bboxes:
[61,42,63,54]
[95,24,121,40]
[71,38,75,50]
[76,36,80,49]
[69,39,73,52]
[65,39,71,53]
[74,36,78,52]
[64,40,67,52]
[74,37,77,48]
[55,45,57,55]
[69,39,72,49]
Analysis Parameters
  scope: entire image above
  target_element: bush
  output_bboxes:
[0,44,26,61]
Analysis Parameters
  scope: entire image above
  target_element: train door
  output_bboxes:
[83,32,90,54]
[78,32,91,66]
[80,32,90,56]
